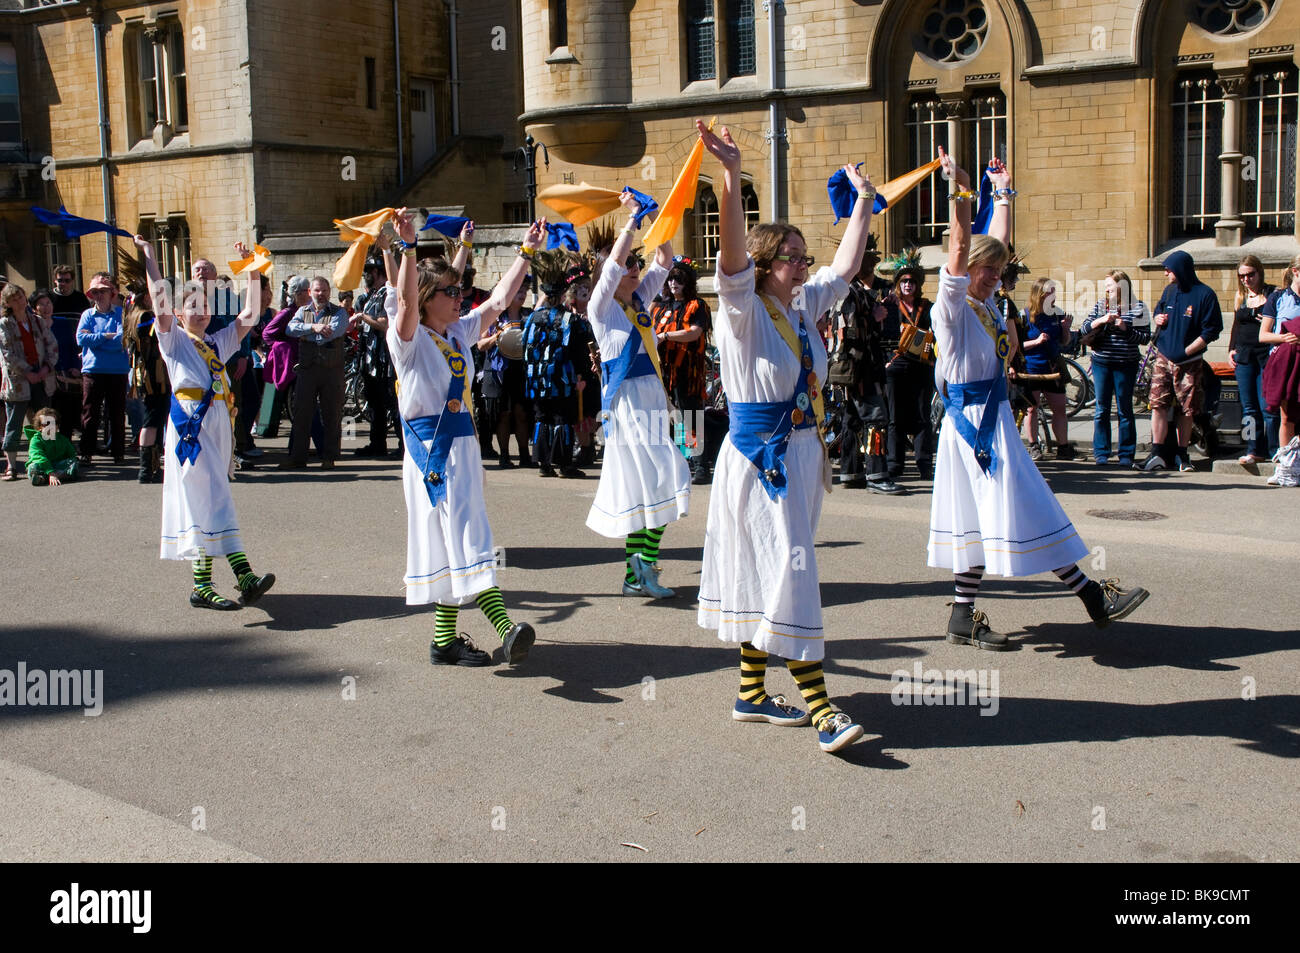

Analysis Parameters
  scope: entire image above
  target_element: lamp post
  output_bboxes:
[513,135,550,223]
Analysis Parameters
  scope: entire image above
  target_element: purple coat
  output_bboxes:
[262,306,298,389]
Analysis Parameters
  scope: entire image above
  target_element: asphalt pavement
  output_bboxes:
[1,428,1296,862]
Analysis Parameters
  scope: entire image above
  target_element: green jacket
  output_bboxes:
[24,425,77,473]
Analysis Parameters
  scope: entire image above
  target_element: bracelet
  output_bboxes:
[401,247,416,258]
[994,199,1011,208]
[857,188,876,201]
[992,188,1018,198]
[521,244,537,256]
[395,238,414,251]
[517,246,535,260]
[949,190,977,203]
[460,240,474,249]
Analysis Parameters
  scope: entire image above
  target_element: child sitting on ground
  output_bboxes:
[25,407,80,486]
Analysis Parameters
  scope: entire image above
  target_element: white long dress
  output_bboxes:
[387,310,498,606]
[697,260,848,662]
[585,259,692,538]
[927,267,1090,576]
[158,322,243,560]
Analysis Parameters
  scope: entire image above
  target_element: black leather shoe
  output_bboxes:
[1080,579,1149,629]
[190,588,241,611]
[237,572,277,606]
[430,634,492,667]
[947,603,1010,651]
[866,479,907,495]
[502,622,535,666]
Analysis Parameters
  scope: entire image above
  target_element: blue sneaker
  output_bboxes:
[817,712,866,753]
[631,553,676,599]
[732,694,809,726]
[622,579,648,597]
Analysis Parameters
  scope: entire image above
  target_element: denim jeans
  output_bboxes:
[1234,352,1278,458]
[1092,360,1137,461]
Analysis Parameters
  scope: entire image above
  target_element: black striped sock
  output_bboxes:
[1053,564,1089,593]
[954,566,985,604]
[641,526,665,565]
[786,659,833,730]
[433,604,459,647]
[475,587,513,640]
[227,551,255,588]
[193,556,214,595]
[625,531,646,584]
[738,642,768,704]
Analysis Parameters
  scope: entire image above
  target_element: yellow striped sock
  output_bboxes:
[786,659,833,730]
[738,642,768,704]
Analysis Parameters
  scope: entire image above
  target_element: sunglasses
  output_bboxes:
[898,277,917,284]
[436,285,463,299]
[88,287,114,295]
[773,254,815,267]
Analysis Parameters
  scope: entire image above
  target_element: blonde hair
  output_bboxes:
[1026,276,1056,318]
[1106,270,1133,311]
[968,235,1010,276]
[415,258,461,315]
[1233,254,1267,310]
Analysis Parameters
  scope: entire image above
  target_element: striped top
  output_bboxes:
[1081,300,1151,366]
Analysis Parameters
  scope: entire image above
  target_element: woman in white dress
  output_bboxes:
[695,122,875,754]
[388,210,545,667]
[928,147,1148,649]
[585,191,691,598]
[137,236,275,610]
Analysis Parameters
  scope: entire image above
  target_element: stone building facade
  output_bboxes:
[521,0,1300,338]
[1,0,528,292]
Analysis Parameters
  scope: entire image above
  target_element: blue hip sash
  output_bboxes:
[942,374,1007,475]
[169,389,215,466]
[402,411,476,507]
[728,398,814,501]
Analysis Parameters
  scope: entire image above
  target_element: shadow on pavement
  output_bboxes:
[841,689,1300,759]
[1017,621,1300,672]
[498,541,860,573]
[0,623,337,721]
[1035,465,1271,496]
[247,593,419,631]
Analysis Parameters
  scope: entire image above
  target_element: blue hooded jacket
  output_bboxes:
[1153,251,1222,364]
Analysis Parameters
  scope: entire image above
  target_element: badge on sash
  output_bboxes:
[791,408,805,426]
[796,392,810,411]
[447,399,462,413]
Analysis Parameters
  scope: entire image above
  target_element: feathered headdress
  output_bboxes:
[531,248,572,298]
[876,245,923,281]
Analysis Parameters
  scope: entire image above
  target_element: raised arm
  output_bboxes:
[604,192,643,283]
[134,235,175,334]
[940,146,972,278]
[698,121,747,278]
[985,157,1012,247]
[830,163,876,284]
[451,221,475,275]
[477,219,546,325]
[231,243,262,343]
[394,208,421,343]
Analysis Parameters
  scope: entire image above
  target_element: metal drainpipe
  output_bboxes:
[92,14,115,270]
[766,0,783,221]
[449,0,460,137]
[394,0,404,184]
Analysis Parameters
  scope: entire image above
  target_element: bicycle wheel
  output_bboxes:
[1062,358,1091,418]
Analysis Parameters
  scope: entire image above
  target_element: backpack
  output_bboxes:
[827,284,872,387]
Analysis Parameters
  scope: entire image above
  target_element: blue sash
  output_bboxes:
[600,341,656,429]
[728,399,815,501]
[401,374,476,507]
[942,371,1007,475]
[169,389,215,466]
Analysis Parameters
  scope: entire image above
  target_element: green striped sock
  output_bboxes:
[475,587,513,640]
[192,556,215,596]
[641,526,665,565]
[227,551,255,589]
[738,642,768,704]
[433,604,460,647]
[625,531,647,584]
